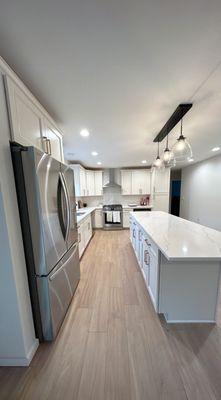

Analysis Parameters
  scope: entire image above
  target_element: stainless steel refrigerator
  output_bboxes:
[11,143,80,341]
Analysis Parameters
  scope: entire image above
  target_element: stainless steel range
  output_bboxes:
[103,204,123,230]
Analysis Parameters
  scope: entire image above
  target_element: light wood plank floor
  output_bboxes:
[1,230,221,400]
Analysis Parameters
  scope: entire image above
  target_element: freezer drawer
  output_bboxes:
[37,241,80,340]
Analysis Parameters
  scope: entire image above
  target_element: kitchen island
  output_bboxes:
[130,211,221,323]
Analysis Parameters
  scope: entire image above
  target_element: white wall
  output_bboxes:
[180,155,221,231]
[0,70,38,365]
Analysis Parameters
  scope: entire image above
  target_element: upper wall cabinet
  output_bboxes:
[121,169,151,195]
[151,168,170,194]
[5,75,43,150]
[4,75,64,162]
[121,170,132,195]
[41,117,64,162]
[132,170,151,195]
[71,165,103,197]
[86,170,95,196]
[94,171,103,196]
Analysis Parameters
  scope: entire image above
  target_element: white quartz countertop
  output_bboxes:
[76,207,97,224]
[131,211,221,261]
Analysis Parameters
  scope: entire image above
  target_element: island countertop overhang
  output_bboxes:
[130,211,221,261]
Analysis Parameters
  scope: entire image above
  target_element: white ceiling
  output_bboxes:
[1,0,221,168]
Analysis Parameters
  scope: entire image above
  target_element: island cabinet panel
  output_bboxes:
[158,257,220,322]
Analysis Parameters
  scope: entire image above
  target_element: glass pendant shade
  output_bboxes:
[162,132,175,167]
[153,142,165,170]
[172,119,192,162]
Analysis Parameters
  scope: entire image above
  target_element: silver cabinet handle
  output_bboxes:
[42,136,51,155]
[78,232,81,243]
[133,229,135,238]
[144,249,149,265]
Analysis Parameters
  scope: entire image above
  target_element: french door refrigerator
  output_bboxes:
[11,143,80,341]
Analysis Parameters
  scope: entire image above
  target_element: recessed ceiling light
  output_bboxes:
[188,157,194,162]
[141,160,147,164]
[212,147,220,152]
[80,129,90,137]
[91,151,98,156]
[97,161,102,165]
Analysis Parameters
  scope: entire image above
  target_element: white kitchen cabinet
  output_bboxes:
[151,168,170,212]
[130,215,159,312]
[146,237,159,311]
[93,209,103,228]
[41,117,64,162]
[78,214,93,258]
[78,223,84,258]
[153,193,170,212]
[84,215,92,247]
[123,209,130,228]
[121,169,151,195]
[4,75,64,162]
[121,170,132,195]
[152,167,170,193]
[132,170,151,195]
[71,165,87,197]
[86,170,95,196]
[94,171,103,196]
[5,75,43,150]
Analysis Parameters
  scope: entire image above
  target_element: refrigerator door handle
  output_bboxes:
[49,242,78,281]
[61,172,71,242]
[59,172,70,242]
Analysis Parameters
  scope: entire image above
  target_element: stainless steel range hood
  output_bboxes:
[103,169,121,189]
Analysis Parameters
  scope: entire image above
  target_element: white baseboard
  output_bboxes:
[164,316,215,324]
[0,338,39,366]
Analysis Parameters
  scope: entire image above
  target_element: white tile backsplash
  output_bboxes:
[77,193,149,207]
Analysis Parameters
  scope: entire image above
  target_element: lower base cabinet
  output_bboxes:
[78,214,92,258]
[92,209,103,228]
[123,210,130,228]
[130,216,159,311]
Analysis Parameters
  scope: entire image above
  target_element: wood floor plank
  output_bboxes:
[77,332,107,400]
[105,317,132,400]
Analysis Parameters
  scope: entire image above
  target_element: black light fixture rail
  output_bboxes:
[153,103,192,143]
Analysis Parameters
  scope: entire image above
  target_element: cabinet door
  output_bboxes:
[123,210,130,228]
[86,170,95,196]
[148,244,159,311]
[80,167,86,196]
[121,171,132,195]
[152,168,170,194]
[142,238,150,285]
[153,193,169,212]
[132,170,150,195]
[42,117,64,162]
[5,75,43,150]
[78,224,85,258]
[84,216,92,246]
[94,171,103,196]
[94,209,103,228]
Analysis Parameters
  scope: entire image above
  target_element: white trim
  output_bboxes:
[0,339,39,367]
[164,316,215,324]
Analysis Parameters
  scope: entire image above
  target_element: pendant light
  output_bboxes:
[172,118,192,162]
[153,141,164,169]
[163,132,176,167]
